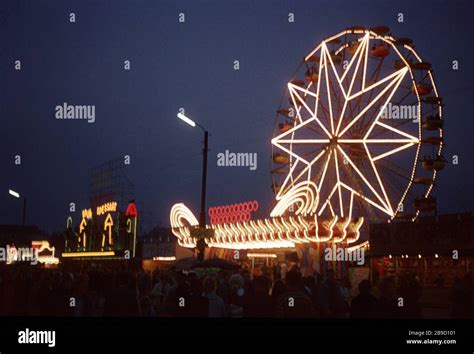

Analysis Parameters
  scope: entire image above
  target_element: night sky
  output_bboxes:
[1,0,473,233]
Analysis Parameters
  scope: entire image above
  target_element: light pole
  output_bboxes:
[9,189,27,226]
[177,112,209,261]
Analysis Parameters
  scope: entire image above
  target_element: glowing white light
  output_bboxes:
[9,189,20,198]
[247,253,277,258]
[62,251,115,257]
[177,112,196,127]
[153,256,176,261]
[170,199,364,249]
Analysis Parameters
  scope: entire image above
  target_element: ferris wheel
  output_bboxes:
[271,26,445,225]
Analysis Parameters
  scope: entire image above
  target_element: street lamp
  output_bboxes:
[9,189,27,226]
[177,112,209,260]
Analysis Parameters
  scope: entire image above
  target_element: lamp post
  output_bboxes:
[177,112,208,261]
[9,189,27,226]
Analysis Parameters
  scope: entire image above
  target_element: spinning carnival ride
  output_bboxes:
[171,26,444,250]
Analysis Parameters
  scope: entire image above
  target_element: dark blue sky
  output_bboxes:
[1,0,473,232]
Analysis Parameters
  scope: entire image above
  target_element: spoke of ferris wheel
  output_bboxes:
[275,147,329,197]
[377,165,413,216]
[315,61,342,138]
[364,142,394,214]
[377,161,413,209]
[353,63,399,137]
[272,144,326,172]
[289,83,334,138]
[365,74,409,140]
[369,115,417,139]
[341,159,378,221]
[418,71,430,84]
[423,103,439,115]
[309,151,333,211]
[372,142,417,161]
[315,92,334,135]
[338,139,417,143]
[338,68,407,139]
[286,147,328,175]
[353,58,385,133]
[318,182,339,216]
[358,155,392,216]
[318,150,333,192]
[375,121,418,141]
[339,181,391,215]
[349,189,354,219]
[334,149,345,216]
[285,109,327,136]
[273,121,331,152]
[351,93,387,137]
[327,64,344,135]
[328,202,336,217]
[323,49,336,134]
[383,170,409,208]
[337,145,391,213]
[374,158,413,183]
[345,44,385,134]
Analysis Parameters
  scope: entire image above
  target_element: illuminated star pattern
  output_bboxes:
[272,32,420,219]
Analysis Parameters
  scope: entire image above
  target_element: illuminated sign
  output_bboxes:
[63,199,138,258]
[125,201,138,257]
[101,213,114,250]
[82,208,92,219]
[125,202,138,217]
[96,202,117,216]
[32,241,59,265]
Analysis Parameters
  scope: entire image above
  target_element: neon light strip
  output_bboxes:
[372,142,416,161]
[153,256,176,261]
[62,251,115,257]
[247,253,277,258]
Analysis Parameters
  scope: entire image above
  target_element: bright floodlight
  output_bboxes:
[177,112,196,127]
[9,189,20,198]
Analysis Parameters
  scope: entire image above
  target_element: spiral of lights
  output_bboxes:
[170,203,199,248]
[270,181,319,217]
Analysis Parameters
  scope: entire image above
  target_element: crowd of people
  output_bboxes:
[0,262,472,318]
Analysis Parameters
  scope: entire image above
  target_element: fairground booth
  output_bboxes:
[62,199,138,260]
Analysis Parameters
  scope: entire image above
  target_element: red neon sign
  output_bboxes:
[125,202,138,217]
[208,201,259,225]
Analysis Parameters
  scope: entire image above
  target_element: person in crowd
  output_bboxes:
[5,261,469,319]
[350,279,377,318]
[203,276,226,318]
[103,271,138,316]
[275,269,317,318]
[302,275,319,307]
[246,275,273,317]
[319,270,348,318]
[280,263,288,282]
[398,272,422,318]
[375,276,399,318]
[228,273,251,318]
[271,279,286,311]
